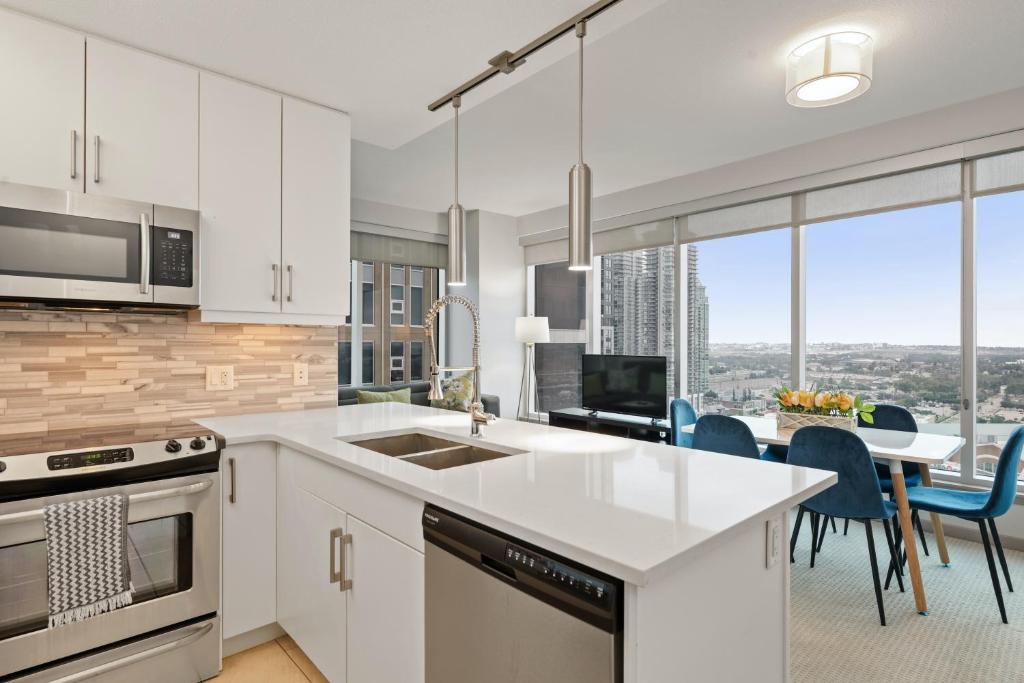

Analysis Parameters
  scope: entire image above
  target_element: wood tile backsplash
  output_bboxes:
[0,310,338,436]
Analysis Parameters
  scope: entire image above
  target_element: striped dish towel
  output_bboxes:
[44,494,133,628]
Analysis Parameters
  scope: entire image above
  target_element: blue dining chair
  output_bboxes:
[670,398,698,448]
[691,414,761,459]
[830,405,930,557]
[787,426,905,626]
[903,426,1024,624]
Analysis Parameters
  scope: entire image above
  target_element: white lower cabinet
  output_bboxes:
[221,444,277,640]
[274,448,425,683]
[347,516,425,683]
[277,477,349,681]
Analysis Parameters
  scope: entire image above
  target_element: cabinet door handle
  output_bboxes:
[329,527,343,584]
[70,130,78,179]
[227,457,236,504]
[93,135,101,183]
[340,531,353,592]
[272,264,280,302]
[286,265,294,302]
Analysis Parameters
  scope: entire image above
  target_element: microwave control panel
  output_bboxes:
[152,227,194,288]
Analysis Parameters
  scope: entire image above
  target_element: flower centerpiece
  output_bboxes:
[772,386,875,432]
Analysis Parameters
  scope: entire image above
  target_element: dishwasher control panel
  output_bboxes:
[505,543,611,607]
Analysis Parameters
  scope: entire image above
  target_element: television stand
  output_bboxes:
[548,408,671,444]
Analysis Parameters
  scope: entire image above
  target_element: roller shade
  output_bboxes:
[351,228,447,268]
[804,164,961,223]
[683,197,791,241]
[974,149,1024,195]
[594,219,674,255]
[524,238,569,266]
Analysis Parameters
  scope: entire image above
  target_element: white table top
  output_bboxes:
[681,415,965,465]
[198,403,836,586]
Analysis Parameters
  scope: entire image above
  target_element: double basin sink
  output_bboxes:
[341,431,526,470]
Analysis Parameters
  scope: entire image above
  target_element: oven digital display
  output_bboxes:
[47,448,134,470]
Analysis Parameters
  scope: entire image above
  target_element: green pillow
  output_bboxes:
[356,387,412,405]
[430,372,474,413]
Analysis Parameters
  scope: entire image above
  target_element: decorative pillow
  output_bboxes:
[430,372,474,413]
[356,387,412,405]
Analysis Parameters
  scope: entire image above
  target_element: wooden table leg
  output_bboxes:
[918,463,951,566]
[891,463,928,614]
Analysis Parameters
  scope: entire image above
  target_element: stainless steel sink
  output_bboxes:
[347,432,462,457]
[343,431,526,470]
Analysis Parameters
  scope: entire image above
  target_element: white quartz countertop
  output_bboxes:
[197,403,836,585]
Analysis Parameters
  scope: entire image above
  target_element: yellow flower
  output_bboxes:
[785,390,799,407]
[798,390,815,409]
[814,391,827,408]
[837,393,853,411]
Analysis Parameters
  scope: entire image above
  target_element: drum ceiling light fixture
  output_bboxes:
[786,31,873,108]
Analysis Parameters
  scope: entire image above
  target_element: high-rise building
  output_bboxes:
[599,246,676,394]
[687,245,710,398]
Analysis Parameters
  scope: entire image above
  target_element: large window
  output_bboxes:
[339,261,442,386]
[976,190,1024,482]
[691,231,791,416]
[806,202,962,471]
[599,246,676,403]
[532,261,587,412]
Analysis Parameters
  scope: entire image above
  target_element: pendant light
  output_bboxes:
[448,94,467,286]
[568,20,592,271]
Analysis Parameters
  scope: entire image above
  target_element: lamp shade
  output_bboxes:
[515,316,550,344]
[786,32,872,108]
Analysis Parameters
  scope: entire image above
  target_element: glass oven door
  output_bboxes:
[0,514,194,641]
[0,472,219,679]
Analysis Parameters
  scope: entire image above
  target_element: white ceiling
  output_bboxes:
[6,0,1024,217]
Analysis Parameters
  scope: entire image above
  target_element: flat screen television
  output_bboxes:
[581,354,667,420]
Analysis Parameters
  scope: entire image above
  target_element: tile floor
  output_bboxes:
[214,635,327,682]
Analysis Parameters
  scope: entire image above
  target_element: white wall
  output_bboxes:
[444,210,524,418]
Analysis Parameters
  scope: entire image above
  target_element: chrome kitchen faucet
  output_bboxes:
[425,294,495,437]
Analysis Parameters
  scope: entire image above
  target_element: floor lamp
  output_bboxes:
[515,317,549,423]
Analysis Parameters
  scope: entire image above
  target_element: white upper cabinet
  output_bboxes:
[282,98,351,319]
[199,74,282,314]
[86,38,199,209]
[0,9,84,191]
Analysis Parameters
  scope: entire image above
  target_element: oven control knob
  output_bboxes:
[189,437,206,451]
[165,439,182,453]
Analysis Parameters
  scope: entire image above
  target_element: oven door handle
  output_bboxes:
[0,478,214,527]
[47,621,213,683]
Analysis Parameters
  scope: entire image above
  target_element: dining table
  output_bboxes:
[681,415,966,615]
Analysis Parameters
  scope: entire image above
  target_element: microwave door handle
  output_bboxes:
[140,212,151,295]
[0,478,214,527]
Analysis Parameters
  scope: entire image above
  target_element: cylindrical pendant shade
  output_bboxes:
[786,32,872,108]
[447,203,467,286]
[568,162,592,271]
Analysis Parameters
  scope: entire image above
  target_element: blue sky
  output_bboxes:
[693,191,1023,347]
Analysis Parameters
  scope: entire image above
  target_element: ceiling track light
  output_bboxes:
[447,94,467,287]
[568,20,592,272]
[786,31,873,108]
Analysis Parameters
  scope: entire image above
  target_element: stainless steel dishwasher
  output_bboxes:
[423,505,623,683]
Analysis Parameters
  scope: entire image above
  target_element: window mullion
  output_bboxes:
[960,160,978,484]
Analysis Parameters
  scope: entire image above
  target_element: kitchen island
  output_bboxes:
[199,403,835,682]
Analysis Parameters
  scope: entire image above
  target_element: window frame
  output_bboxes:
[527,153,1024,493]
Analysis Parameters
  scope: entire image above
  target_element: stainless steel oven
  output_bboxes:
[0,433,221,682]
[0,182,199,310]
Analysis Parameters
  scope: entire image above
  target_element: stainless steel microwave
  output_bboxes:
[0,182,199,310]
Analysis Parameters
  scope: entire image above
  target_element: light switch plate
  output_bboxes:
[206,365,234,391]
[766,518,781,568]
[293,362,309,387]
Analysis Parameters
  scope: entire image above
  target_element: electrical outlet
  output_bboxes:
[766,518,781,568]
[293,362,309,387]
[206,365,234,391]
